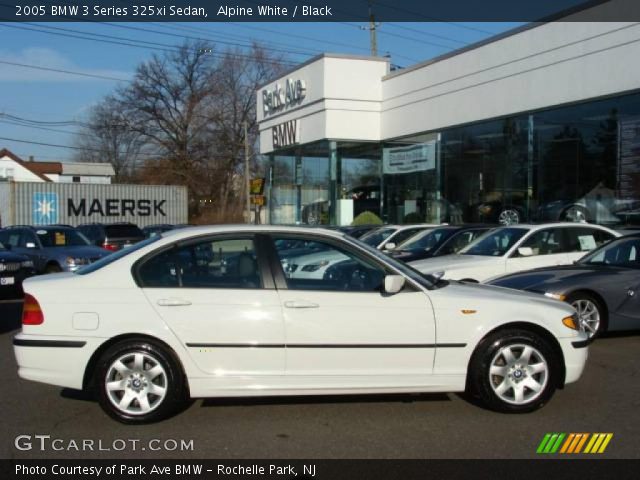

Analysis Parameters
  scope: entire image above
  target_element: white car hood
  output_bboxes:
[410,254,501,273]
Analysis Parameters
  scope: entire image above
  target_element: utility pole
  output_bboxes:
[243,121,251,224]
[368,0,377,56]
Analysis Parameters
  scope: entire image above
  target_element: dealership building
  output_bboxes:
[257,9,640,227]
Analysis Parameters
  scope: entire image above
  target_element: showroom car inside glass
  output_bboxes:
[258,21,640,228]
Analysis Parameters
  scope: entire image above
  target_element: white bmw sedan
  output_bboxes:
[410,223,620,283]
[14,225,589,423]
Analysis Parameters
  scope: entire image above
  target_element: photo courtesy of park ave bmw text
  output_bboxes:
[1,1,640,479]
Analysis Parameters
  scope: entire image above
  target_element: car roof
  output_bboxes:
[160,224,347,241]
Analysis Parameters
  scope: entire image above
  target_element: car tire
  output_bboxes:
[468,329,559,413]
[565,292,605,339]
[497,208,521,225]
[44,263,62,274]
[95,339,186,424]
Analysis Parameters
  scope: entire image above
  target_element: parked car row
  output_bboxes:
[378,222,637,340]
[0,222,186,299]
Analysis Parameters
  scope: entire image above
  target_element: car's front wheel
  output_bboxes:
[468,329,560,413]
[95,339,186,423]
[566,292,605,339]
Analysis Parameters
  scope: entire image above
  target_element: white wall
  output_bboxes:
[0,156,45,182]
[381,22,640,139]
[258,55,388,153]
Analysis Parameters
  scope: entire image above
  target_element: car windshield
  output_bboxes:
[35,228,91,247]
[579,236,640,268]
[360,227,396,247]
[460,227,528,257]
[75,235,162,275]
[397,228,454,251]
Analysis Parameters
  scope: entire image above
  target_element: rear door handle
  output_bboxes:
[157,298,192,307]
[284,300,319,309]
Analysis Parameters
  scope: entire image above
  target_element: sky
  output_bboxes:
[0,21,522,162]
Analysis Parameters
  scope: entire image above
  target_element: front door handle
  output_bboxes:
[157,298,192,307]
[284,300,319,309]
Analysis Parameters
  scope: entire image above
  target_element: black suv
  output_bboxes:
[77,223,145,252]
[0,239,36,299]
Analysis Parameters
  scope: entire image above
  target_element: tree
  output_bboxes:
[116,41,216,217]
[73,95,145,181]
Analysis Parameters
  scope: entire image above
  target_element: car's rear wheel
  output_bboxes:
[95,339,185,424]
[566,292,605,339]
[468,329,559,413]
[498,208,521,225]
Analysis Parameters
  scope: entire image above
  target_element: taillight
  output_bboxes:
[22,294,44,325]
[103,243,118,252]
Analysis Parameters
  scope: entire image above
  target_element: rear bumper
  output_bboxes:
[13,333,98,390]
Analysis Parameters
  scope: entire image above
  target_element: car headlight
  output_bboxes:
[544,292,566,301]
[65,257,89,266]
[21,260,34,268]
[562,313,579,331]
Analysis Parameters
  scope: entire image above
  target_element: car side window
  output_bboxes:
[518,229,564,256]
[273,236,386,292]
[564,228,615,253]
[18,230,38,248]
[138,237,262,289]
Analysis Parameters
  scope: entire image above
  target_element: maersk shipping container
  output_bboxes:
[0,182,188,227]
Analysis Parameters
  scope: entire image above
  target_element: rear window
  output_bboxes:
[36,228,90,247]
[104,225,144,238]
[75,236,161,275]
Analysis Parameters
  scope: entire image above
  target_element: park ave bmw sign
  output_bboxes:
[262,78,307,115]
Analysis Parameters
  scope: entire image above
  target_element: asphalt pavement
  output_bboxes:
[1,300,639,459]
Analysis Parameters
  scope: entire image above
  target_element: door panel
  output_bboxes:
[278,290,435,376]
[138,236,285,376]
[271,235,436,377]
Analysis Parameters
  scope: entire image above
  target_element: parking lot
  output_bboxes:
[1,299,639,460]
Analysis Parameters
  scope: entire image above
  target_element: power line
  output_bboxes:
[384,23,468,46]
[0,23,299,67]
[0,59,128,82]
[101,22,315,57]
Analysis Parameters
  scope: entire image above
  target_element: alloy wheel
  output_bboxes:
[105,351,168,415]
[498,209,520,225]
[571,299,601,338]
[563,206,587,223]
[488,343,549,405]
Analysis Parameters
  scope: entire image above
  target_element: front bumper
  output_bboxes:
[559,336,589,385]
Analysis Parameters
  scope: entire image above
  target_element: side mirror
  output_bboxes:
[25,242,37,249]
[384,274,405,294]
[384,242,396,251]
[517,247,533,257]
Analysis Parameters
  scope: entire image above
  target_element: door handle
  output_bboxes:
[157,298,192,307]
[284,300,319,309]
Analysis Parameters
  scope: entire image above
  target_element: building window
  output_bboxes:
[72,176,81,183]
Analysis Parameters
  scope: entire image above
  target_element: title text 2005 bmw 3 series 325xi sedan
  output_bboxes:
[13,226,589,423]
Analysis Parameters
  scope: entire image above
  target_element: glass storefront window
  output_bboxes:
[268,91,640,228]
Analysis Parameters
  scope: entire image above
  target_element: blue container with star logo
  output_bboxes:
[32,192,58,225]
